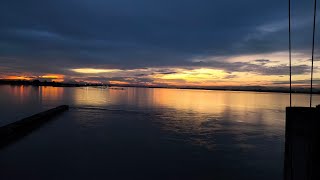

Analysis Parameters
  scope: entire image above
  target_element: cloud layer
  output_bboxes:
[0,0,319,86]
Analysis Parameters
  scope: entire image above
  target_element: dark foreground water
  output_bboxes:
[1,85,319,179]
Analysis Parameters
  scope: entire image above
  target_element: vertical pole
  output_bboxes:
[310,0,317,107]
[289,0,292,107]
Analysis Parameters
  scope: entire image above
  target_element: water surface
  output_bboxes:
[1,85,319,179]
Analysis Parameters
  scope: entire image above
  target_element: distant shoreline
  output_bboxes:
[109,84,320,95]
[1,79,319,94]
[0,79,104,87]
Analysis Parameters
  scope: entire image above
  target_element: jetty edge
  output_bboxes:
[0,105,69,149]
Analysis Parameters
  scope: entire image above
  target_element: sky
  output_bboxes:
[0,0,319,87]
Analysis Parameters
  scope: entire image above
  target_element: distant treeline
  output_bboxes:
[0,79,107,87]
[104,84,320,94]
[0,79,319,94]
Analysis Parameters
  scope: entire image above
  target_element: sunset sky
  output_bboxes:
[0,0,319,87]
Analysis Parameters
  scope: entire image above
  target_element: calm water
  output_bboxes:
[1,85,319,179]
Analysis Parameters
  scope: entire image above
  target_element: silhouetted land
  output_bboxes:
[0,79,105,87]
[1,79,319,94]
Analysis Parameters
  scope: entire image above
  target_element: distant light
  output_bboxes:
[70,68,120,74]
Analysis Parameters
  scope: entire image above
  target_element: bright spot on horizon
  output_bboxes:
[70,68,120,74]
[39,74,64,79]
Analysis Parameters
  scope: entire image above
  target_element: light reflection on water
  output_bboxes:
[1,85,320,148]
[1,85,320,179]
[1,85,319,113]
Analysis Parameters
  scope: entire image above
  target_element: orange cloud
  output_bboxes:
[2,75,33,80]
[39,74,64,79]
[39,74,64,82]
[1,74,65,82]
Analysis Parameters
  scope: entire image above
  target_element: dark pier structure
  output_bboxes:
[0,105,69,149]
[285,0,319,179]
[284,106,320,180]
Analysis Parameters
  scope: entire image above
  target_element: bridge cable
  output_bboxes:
[289,0,292,107]
[310,0,317,107]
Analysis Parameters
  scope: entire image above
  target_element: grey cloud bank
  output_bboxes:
[0,0,318,84]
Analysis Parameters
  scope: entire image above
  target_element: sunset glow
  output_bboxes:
[154,68,227,81]
[39,74,64,79]
[2,1,320,179]
[4,76,33,80]
[0,0,319,89]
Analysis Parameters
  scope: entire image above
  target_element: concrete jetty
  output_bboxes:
[284,105,320,180]
[0,105,69,149]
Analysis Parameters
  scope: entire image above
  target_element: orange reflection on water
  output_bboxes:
[72,87,110,106]
[152,88,227,114]
[39,86,64,101]
[149,88,288,113]
[7,85,34,103]
[118,88,292,127]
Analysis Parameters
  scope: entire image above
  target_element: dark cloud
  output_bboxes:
[254,59,271,63]
[134,74,148,77]
[188,59,311,76]
[0,0,318,79]
[233,63,310,76]
[153,69,178,75]
[224,74,238,79]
